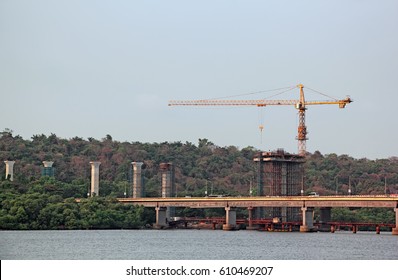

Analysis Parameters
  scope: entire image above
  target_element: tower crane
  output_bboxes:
[168,84,352,157]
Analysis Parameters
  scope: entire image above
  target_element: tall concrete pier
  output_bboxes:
[132,162,144,198]
[160,163,175,198]
[254,150,304,222]
[4,161,15,181]
[160,163,175,219]
[90,161,101,197]
[42,161,55,177]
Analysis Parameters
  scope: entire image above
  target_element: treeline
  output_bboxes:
[0,177,154,230]
[1,130,397,196]
[305,151,398,195]
[0,130,397,229]
[0,130,257,197]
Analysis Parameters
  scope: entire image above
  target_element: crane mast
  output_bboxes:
[296,84,307,156]
[169,84,352,156]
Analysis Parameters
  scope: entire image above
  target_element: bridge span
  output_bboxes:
[117,195,398,234]
[118,195,398,208]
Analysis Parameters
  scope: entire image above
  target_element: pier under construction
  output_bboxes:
[254,149,305,222]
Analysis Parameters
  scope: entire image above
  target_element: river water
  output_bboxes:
[0,229,397,260]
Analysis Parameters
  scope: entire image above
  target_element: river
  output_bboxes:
[1,229,397,260]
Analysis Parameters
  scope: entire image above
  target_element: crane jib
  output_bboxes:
[168,98,352,107]
[168,85,352,156]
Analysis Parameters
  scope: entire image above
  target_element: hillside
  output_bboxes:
[1,130,397,196]
[0,130,397,229]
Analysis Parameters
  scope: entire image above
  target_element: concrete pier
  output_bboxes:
[42,161,55,177]
[160,163,175,218]
[160,163,174,198]
[42,161,54,168]
[319,207,331,232]
[4,161,15,181]
[393,208,398,235]
[154,206,168,229]
[246,206,258,230]
[223,206,237,230]
[300,207,316,232]
[254,150,304,222]
[90,161,101,197]
[132,162,144,198]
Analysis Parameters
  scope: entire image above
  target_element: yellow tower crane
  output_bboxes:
[168,84,352,156]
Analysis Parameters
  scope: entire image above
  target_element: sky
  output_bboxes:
[0,0,397,159]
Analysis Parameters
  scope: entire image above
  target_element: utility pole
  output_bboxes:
[348,176,352,195]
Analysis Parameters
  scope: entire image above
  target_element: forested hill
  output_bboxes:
[1,130,398,230]
[1,130,398,197]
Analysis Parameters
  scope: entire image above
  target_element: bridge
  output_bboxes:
[117,195,398,234]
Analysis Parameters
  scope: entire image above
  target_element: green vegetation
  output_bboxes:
[0,177,154,230]
[0,130,397,229]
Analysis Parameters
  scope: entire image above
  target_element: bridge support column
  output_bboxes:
[247,207,258,230]
[160,163,175,219]
[223,206,237,231]
[154,206,168,229]
[319,207,331,232]
[89,161,101,197]
[132,162,144,198]
[393,208,398,235]
[300,207,316,232]
[4,161,15,181]
[42,161,55,177]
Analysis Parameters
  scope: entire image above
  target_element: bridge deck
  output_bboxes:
[117,196,398,208]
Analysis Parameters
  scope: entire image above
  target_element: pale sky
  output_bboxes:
[1,0,397,159]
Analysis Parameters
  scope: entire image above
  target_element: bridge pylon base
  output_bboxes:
[223,224,237,231]
[300,225,316,232]
[153,224,169,230]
